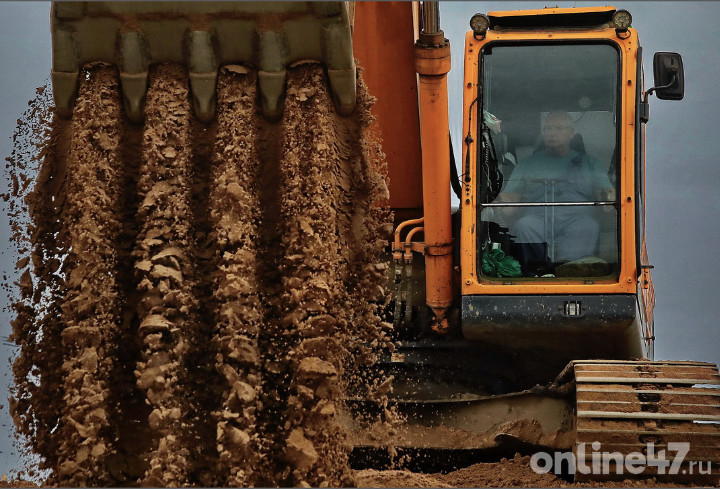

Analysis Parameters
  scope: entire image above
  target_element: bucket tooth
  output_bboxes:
[188,30,219,124]
[322,22,357,115]
[51,23,79,118]
[118,31,150,123]
[258,70,287,122]
[189,73,218,124]
[119,72,148,124]
[257,30,288,121]
[327,68,357,116]
[51,70,79,119]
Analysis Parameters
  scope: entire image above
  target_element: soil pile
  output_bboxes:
[356,455,700,488]
[5,63,391,486]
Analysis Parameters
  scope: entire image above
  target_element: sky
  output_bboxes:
[1,0,719,476]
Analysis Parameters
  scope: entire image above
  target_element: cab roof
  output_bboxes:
[487,6,617,30]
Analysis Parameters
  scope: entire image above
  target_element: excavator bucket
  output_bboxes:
[51,1,357,123]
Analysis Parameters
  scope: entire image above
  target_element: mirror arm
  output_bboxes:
[643,73,677,103]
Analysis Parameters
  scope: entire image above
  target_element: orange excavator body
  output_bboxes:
[352,2,424,219]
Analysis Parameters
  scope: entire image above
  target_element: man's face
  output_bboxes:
[542,115,574,153]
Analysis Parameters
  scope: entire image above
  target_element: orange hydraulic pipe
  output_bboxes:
[405,226,425,246]
[393,217,424,261]
[393,217,424,248]
[415,31,453,321]
[404,226,425,262]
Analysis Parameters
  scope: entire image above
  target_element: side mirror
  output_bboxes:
[652,52,684,100]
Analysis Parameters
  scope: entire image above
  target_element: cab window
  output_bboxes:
[477,43,620,280]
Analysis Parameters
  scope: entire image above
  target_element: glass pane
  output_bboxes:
[478,43,619,279]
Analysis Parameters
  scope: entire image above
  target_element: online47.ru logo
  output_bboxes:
[530,442,712,476]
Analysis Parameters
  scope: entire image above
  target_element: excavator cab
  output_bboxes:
[460,7,648,363]
[477,40,622,279]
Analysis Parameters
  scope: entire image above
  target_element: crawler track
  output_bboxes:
[574,360,720,485]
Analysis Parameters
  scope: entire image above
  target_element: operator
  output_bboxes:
[496,111,614,272]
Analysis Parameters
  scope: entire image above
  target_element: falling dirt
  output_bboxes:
[208,60,265,488]
[4,62,392,486]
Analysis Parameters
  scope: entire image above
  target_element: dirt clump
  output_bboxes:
[208,64,265,487]
[130,63,201,486]
[266,65,373,488]
[51,65,126,487]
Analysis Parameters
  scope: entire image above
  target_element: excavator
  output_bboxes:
[49,1,719,483]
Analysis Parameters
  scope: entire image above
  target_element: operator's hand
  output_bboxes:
[496,191,522,220]
[598,187,616,215]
